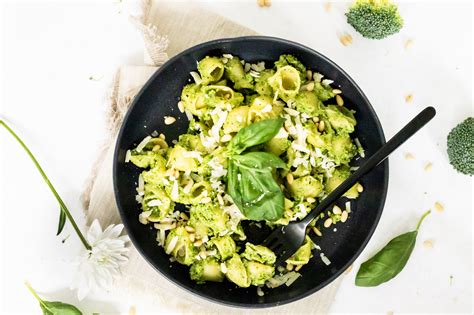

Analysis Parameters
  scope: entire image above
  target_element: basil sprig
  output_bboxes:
[226,119,287,221]
[26,282,83,315]
[228,118,285,155]
[355,210,431,287]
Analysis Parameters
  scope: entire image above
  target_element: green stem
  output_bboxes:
[0,120,91,250]
[25,282,44,304]
[416,209,431,231]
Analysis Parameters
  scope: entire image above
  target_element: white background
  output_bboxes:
[1,0,472,314]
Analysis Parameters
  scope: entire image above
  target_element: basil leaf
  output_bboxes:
[228,118,284,154]
[233,152,288,170]
[26,283,82,315]
[237,167,284,221]
[40,301,83,315]
[226,159,243,209]
[355,210,431,287]
[56,206,67,236]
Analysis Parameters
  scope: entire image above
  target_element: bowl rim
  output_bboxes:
[113,35,389,308]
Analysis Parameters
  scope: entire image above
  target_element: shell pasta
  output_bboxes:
[127,54,363,289]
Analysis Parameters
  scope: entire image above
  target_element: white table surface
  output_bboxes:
[1,1,472,314]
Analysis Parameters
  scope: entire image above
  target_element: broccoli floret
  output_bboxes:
[447,117,474,176]
[346,0,404,40]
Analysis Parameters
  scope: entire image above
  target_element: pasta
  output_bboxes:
[127,54,363,289]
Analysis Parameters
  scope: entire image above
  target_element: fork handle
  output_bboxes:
[300,106,436,226]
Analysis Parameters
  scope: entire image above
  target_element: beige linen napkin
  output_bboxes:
[82,1,342,313]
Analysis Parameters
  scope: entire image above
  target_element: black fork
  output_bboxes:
[262,107,436,266]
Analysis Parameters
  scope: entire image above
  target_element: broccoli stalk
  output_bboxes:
[346,0,404,40]
[447,117,473,176]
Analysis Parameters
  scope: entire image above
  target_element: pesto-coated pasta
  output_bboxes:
[127,53,363,289]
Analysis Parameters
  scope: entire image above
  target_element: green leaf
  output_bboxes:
[25,282,82,315]
[355,210,431,287]
[228,118,284,154]
[56,206,67,236]
[226,159,243,209]
[233,152,288,170]
[40,301,83,315]
[234,166,285,222]
[227,158,285,221]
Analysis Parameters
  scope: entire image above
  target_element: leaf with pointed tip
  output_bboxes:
[56,206,67,236]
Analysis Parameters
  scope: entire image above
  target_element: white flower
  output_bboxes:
[72,219,130,300]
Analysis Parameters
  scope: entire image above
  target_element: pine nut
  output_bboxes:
[165,168,175,177]
[306,82,315,92]
[340,211,349,223]
[357,183,364,193]
[332,205,342,215]
[404,152,415,160]
[164,116,176,125]
[424,162,433,172]
[180,212,189,220]
[177,101,185,113]
[324,218,332,228]
[312,227,322,236]
[194,240,203,247]
[295,265,303,271]
[189,233,195,242]
[185,226,195,233]
[423,240,433,249]
[404,39,414,50]
[159,133,166,140]
[336,95,344,106]
[318,120,325,132]
[339,33,353,46]
[286,173,294,184]
[332,89,342,94]
[286,263,294,271]
[312,116,320,123]
[434,202,444,212]
[307,197,316,203]
[324,2,332,12]
[306,70,313,81]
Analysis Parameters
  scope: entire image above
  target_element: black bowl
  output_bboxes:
[113,36,389,308]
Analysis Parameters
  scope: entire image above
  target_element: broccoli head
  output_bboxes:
[447,117,473,176]
[346,0,404,40]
